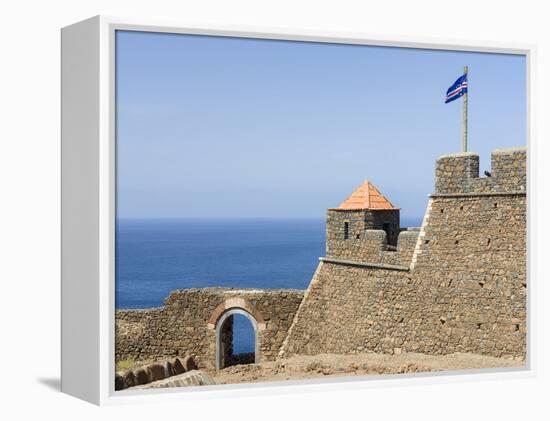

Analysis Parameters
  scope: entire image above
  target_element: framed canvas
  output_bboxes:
[61,15,534,405]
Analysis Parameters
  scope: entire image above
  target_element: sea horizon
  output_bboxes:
[115,216,423,308]
[115,216,422,353]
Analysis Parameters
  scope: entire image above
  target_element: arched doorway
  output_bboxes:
[208,298,266,370]
[215,308,258,370]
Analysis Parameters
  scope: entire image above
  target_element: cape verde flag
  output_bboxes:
[445,73,468,103]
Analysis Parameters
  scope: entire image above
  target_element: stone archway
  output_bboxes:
[215,308,257,370]
[208,298,266,370]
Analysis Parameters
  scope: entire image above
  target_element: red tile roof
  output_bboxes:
[334,181,398,210]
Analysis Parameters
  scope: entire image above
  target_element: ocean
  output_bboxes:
[115,217,421,353]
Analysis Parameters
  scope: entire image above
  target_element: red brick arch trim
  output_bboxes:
[207,297,266,331]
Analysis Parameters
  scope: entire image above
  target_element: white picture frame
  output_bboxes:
[61,15,535,406]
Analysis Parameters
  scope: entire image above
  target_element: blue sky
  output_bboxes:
[116,31,526,220]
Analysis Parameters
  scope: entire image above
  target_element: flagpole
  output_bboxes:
[462,65,468,152]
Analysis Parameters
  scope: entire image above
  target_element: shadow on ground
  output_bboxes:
[37,377,60,392]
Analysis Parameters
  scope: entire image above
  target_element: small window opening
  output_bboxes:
[382,223,392,242]
[455,240,459,245]
[343,222,349,240]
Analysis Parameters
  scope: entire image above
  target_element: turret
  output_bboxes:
[326,181,400,261]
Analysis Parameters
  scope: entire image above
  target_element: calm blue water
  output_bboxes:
[115,217,421,353]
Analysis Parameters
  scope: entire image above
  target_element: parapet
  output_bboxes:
[435,147,526,195]
[326,226,419,268]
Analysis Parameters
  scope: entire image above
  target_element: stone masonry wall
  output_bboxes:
[368,209,401,246]
[326,210,370,258]
[326,209,413,266]
[435,147,526,194]
[379,230,421,266]
[327,209,400,256]
[116,288,304,370]
[281,148,526,359]
[327,226,419,268]
[397,229,421,263]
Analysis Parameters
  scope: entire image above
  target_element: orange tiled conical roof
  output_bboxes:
[336,181,397,210]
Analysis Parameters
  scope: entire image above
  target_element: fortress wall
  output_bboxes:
[409,193,526,356]
[116,288,304,370]
[115,307,164,362]
[380,250,401,265]
[435,147,526,194]
[491,147,527,191]
[279,262,417,356]
[435,152,480,194]
[281,148,526,359]
[397,230,420,263]
[327,225,418,267]
[380,230,420,266]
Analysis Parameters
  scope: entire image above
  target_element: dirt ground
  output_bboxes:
[206,352,524,385]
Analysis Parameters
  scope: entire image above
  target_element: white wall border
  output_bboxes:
[61,14,535,406]
[61,16,101,404]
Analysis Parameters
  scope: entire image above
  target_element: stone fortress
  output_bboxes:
[116,146,527,376]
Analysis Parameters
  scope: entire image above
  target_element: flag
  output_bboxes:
[445,73,468,103]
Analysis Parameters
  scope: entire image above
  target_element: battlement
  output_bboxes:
[435,147,526,195]
[326,222,419,267]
